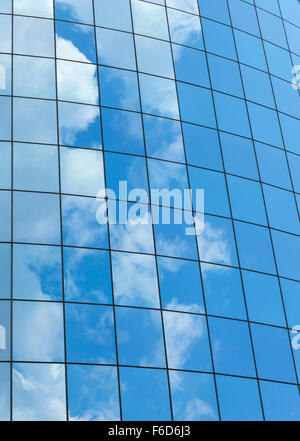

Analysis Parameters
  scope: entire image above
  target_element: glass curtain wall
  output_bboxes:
[0,0,299,421]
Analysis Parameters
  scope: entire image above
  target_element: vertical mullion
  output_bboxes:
[91,0,123,422]
[129,0,175,421]
[52,0,69,421]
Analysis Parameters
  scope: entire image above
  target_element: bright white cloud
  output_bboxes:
[61,147,105,197]
[164,300,204,370]
[14,0,53,17]
[197,222,232,268]
[13,364,66,421]
[112,252,159,307]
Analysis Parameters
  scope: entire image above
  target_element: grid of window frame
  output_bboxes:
[0,0,299,421]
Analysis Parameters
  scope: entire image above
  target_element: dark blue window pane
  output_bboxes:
[66,304,116,364]
[209,316,256,377]
[251,324,296,383]
[189,167,230,217]
[221,132,258,180]
[208,54,243,98]
[234,221,276,274]
[202,263,246,320]
[281,279,300,328]
[202,19,236,60]
[64,248,112,304]
[184,124,223,171]
[198,0,230,25]
[228,0,260,36]
[234,30,267,70]
[174,46,209,87]
[217,376,263,421]
[178,83,215,127]
[120,367,171,421]
[214,92,250,137]
[256,142,292,190]
[271,230,300,280]
[243,271,285,327]
[102,108,144,155]
[228,175,267,225]
[263,185,300,235]
[261,381,300,421]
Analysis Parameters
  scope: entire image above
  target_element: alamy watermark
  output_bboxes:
[292,325,300,350]
[96,182,204,236]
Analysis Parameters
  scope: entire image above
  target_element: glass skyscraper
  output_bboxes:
[0,0,299,422]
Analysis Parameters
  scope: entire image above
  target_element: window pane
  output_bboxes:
[13,301,64,362]
[112,251,160,308]
[66,304,116,364]
[120,367,171,421]
[13,143,59,193]
[13,363,66,421]
[64,247,112,304]
[13,244,62,302]
[68,365,120,421]
[13,192,61,245]
[116,307,165,368]
[170,371,219,421]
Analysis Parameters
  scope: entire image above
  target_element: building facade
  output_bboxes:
[0,0,300,421]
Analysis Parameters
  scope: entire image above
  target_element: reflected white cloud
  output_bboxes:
[61,148,105,197]
[197,222,232,267]
[157,234,189,257]
[168,8,202,49]
[149,159,187,189]
[13,301,64,362]
[57,35,99,145]
[131,0,169,40]
[13,245,61,301]
[63,196,107,247]
[166,0,198,13]
[14,0,53,17]
[164,301,204,371]
[69,366,120,421]
[183,397,217,420]
[140,74,179,119]
[13,363,66,421]
[109,209,154,254]
[56,0,93,23]
[57,38,98,104]
[112,252,159,307]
